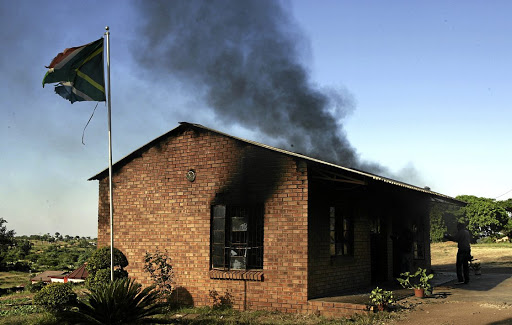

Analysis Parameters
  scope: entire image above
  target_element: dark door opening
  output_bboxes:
[370,217,388,283]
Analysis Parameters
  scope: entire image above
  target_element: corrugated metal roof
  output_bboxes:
[67,263,88,279]
[31,270,67,282]
[89,122,463,205]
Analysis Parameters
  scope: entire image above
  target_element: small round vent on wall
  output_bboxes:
[186,169,196,182]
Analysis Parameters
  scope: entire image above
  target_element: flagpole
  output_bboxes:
[105,26,114,282]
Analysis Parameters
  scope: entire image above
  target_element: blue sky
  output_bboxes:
[1,0,511,237]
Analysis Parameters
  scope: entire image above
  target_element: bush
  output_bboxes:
[86,246,128,275]
[26,281,45,293]
[85,268,128,292]
[85,268,110,292]
[144,250,175,299]
[477,236,496,244]
[60,278,170,324]
[209,290,233,310]
[33,283,76,312]
[85,246,128,291]
[369,287,394,307]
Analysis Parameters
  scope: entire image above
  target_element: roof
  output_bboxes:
[67,263,89,279]
[31,270,67,282]
[89,122,464,205]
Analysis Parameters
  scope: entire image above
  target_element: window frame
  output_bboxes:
[211,204,264,271]
[412,221,425,260]
[329,205,354,257]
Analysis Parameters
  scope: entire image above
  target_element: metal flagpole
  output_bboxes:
[105,26,114,282]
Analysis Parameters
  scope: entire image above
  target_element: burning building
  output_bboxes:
[89,122,461,316]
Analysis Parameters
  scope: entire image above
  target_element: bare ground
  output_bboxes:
[388,242,512,325]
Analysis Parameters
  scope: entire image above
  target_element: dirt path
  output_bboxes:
[389,272,512,325]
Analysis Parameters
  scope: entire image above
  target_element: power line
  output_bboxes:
[495,188,512,199]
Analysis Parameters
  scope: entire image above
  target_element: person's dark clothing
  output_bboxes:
[453,228,471,250]
[446,228,471,283]
[456,248,471,283]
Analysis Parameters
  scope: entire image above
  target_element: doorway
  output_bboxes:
[370,216,388,283]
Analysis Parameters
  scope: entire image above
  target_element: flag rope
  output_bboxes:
[82,102,100,145]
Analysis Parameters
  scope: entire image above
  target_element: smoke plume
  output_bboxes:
[132,0,385,173]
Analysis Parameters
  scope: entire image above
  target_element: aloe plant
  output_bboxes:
[60,278,171,324]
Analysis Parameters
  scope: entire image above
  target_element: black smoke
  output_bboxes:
[132,0,385,173]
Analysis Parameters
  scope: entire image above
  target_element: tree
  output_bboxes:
[499,198,512,210]
[456,195,509,238]
[430,202,460,242]
[0,218,16,269]
[29,234,42,241]
[2,238,33,267]
[16,238,33,256]
[430,204,448,242]
[498,199,512,237]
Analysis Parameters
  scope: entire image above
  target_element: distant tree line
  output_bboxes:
[431,197,512,242]
[18,232,94,243]
[0,217,96,272]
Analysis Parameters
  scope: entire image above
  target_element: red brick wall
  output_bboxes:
[307,188,372,298]
[96,127,310,312]
[305,181,433,298]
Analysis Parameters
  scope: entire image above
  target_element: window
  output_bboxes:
[412,222,425,259]
[211,205,264,270]
[329,206,354,256]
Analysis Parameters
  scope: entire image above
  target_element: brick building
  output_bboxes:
[89,122,459,315]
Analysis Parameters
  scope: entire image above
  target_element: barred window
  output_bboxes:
[211,205,264,270]
[329,206,354,256]
[412,222,425,259]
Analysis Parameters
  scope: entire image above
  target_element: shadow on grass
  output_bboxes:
[488,318,512,325]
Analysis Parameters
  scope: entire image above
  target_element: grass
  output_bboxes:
[0,272,30,289]
[0,291,48,325]
[0,291,398,325]
[0,312,58,325]
[431,241,512,270]
[0,241,510,324]
[165,306,396,324]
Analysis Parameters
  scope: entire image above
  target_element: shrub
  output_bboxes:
[26,281,45,293]
[477,236,495,244]
[85,268,110,292]
[85,246,128,291]
[144,250,175,300]
[86,246,128,274]
[33,283,76,312]
[369,287,394,308]
[60,278,170,324]
[209,289,233,310]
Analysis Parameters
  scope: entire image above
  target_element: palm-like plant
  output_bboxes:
[61,278,171,324]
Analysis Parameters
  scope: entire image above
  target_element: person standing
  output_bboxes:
[445,223,472,284]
